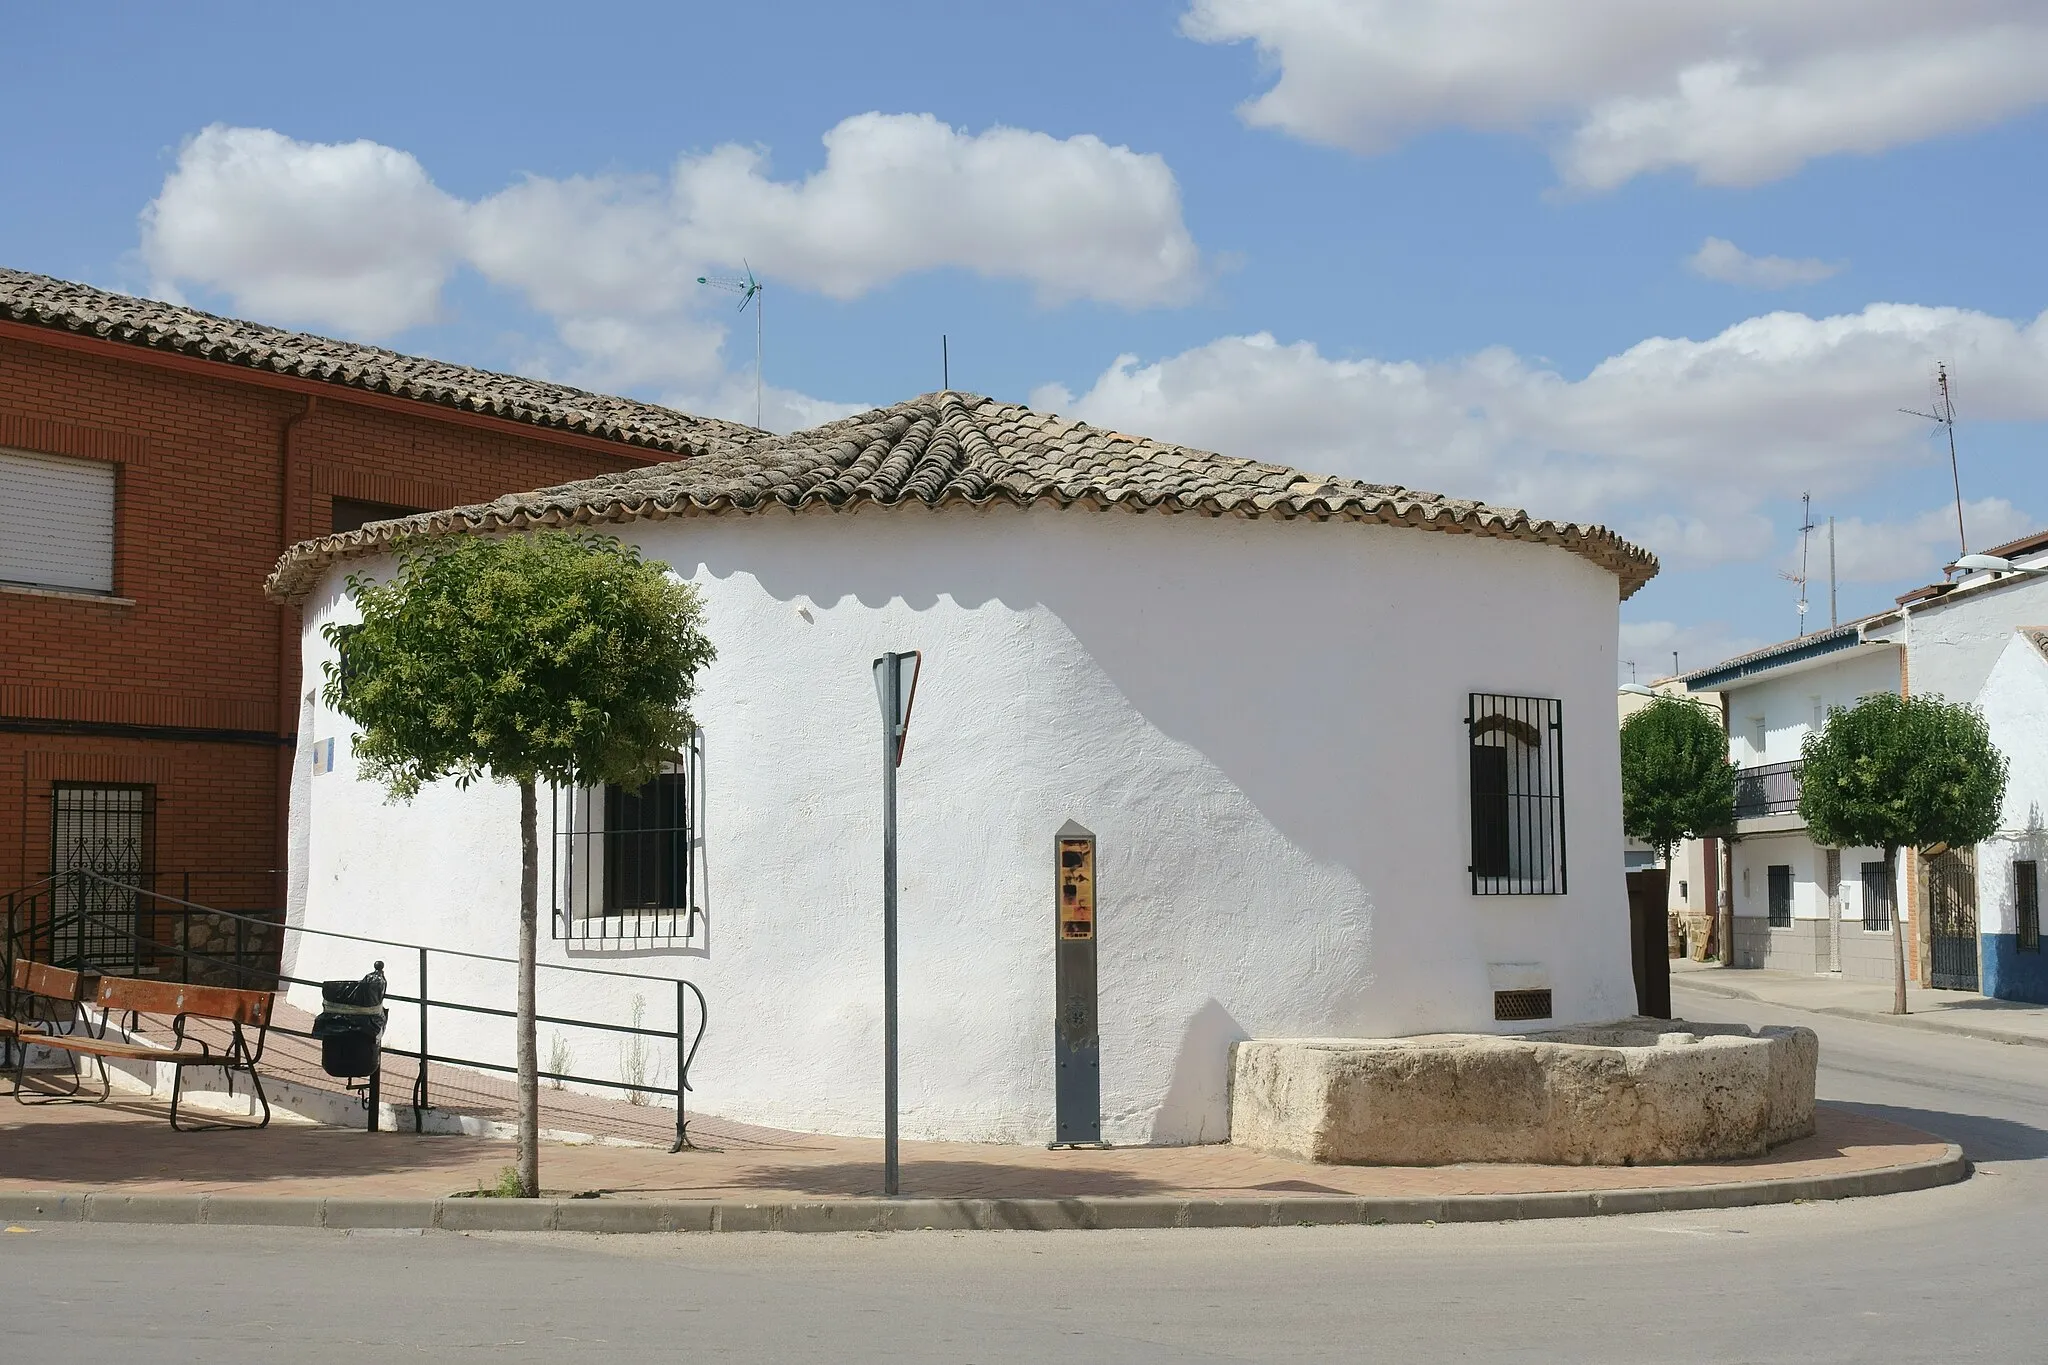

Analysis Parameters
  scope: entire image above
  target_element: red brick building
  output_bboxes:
[0,268,749,936]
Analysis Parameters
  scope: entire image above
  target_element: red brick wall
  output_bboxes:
[0,333,664,899]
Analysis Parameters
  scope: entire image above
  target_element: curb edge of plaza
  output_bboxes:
[0,1145,1969,1235]
[1672,974,2048,1050]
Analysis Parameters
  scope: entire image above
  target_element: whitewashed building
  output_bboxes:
[1681,528,2048,1001]
[266,392,1658,1144]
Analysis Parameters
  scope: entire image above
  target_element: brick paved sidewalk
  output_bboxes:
[0,1096,1950,1204]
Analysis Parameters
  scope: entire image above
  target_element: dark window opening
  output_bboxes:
[1861,861,1893,931]
[603,772,690,914]
[1467,694,1566,895]
[1767,864,1793,927]
[2018,860,2040,953]
[331,497,424,535]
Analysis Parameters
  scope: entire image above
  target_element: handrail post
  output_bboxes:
[671,978,689,1152]
[414,945,429,1132]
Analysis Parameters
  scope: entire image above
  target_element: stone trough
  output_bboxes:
[1229,1021,1817,1166]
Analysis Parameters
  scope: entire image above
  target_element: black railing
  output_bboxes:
[1734,760,1804,819]
[2,870,707,1151]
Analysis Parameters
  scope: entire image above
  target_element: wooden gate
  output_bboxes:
[1926,848,1979,992]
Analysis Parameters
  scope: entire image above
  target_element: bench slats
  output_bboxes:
[96,976,273,1027]
[13,1031,211,1066]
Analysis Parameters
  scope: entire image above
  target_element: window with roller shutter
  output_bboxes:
[0,447,116,594]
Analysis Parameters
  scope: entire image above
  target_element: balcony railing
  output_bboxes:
[1734,760,1804,820]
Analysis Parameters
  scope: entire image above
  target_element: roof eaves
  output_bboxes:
[1682,626,1863,691]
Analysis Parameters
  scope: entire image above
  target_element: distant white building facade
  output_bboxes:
[1681,529,2048,1002]
[268,393,1658,1144]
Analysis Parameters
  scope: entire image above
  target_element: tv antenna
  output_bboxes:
[698,261,764,429]
[1902,362,1965,562]
[1778,492,1814,635]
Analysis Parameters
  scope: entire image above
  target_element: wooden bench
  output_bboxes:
[8,960,276,1129]
[3,960,98,1095]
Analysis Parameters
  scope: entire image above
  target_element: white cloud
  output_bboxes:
[1183,1,2048,189]
[142,126,465,335]
[1805,498,2035,584]
[1687,237,1841,289]
[141,118,1202,427]
[1619,620,1767,683]
[1040,304,2048,569]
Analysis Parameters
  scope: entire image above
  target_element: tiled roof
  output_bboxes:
[0,267,758,457]
[268,392,1658,601]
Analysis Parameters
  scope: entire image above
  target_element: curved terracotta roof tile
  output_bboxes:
[0,267,758,457]
[266,391,1658,601]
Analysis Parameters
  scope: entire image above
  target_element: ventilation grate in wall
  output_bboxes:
[1493,988,1553,1022]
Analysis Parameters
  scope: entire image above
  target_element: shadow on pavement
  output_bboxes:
[1827,1101,2048,1163]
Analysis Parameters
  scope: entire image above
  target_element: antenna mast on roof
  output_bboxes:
[698,261,765,430]
[1778,492,1814,636]
[1902,362,1966,564]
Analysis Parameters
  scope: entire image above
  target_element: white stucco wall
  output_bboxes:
[1905,574,2048,705]
[289,504,1634,1145]
[1719,647,1900,767]
[1970,632,2048,938]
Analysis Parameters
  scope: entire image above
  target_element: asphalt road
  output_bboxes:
[3,989,2043,1363]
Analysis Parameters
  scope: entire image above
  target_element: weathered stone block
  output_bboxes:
[1229,1020,1817,1166]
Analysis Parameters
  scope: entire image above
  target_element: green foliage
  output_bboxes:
[1620,696,1736,860]
[1799,692,2008,855]
[320,531,716,799]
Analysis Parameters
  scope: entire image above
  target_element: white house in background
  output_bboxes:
[1680,525,2048,1000]
[265,392,1658,1145]
[1973,627,2048,1004]
[1617,676,1716,956]
[1682,620,1905,980]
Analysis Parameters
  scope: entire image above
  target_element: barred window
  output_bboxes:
[550,745,698,945]
[2018,860,2040,953]
[1861,861,1893,931]
[1467,694,1566,895]
[1767,864,1793,927]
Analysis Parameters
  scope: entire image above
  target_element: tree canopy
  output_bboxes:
[1620,696,1736,861]
[319,530,716,1197]
[1798,692,2006,857]
[322,531,716,797]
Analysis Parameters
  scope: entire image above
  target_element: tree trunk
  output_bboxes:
[1887,845,1908,1016]
[517,777,540,1197]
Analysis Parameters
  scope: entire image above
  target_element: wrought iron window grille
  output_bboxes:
[1860,861,1894,932]
[1766,864,1793,928]
[549,736,701,946]
[49,783,155,973]
[1466,694,1567,896]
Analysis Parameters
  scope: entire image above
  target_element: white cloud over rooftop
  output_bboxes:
[1184,0,2048,189]
[142,117,1203,424]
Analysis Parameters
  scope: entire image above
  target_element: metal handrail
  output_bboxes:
[2,870,707,1151]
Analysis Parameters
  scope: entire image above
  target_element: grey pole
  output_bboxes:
[881,659,901,1197]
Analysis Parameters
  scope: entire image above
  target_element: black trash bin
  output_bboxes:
[312,961,388,1079]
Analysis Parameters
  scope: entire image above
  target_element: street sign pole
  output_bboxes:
[873,651,920,1198]
[880,660,900,1197]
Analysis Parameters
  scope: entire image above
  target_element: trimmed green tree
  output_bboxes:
[1620,696,1737,863]
[321,531,715,1196]
[1799,692,2006,1015]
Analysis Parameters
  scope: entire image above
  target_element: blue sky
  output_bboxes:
[7,1,2048,676]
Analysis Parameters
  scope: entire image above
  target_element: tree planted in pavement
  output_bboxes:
[322,531,715,1196]
[1799,692,2005,1016]
[1620,696,1736,863]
